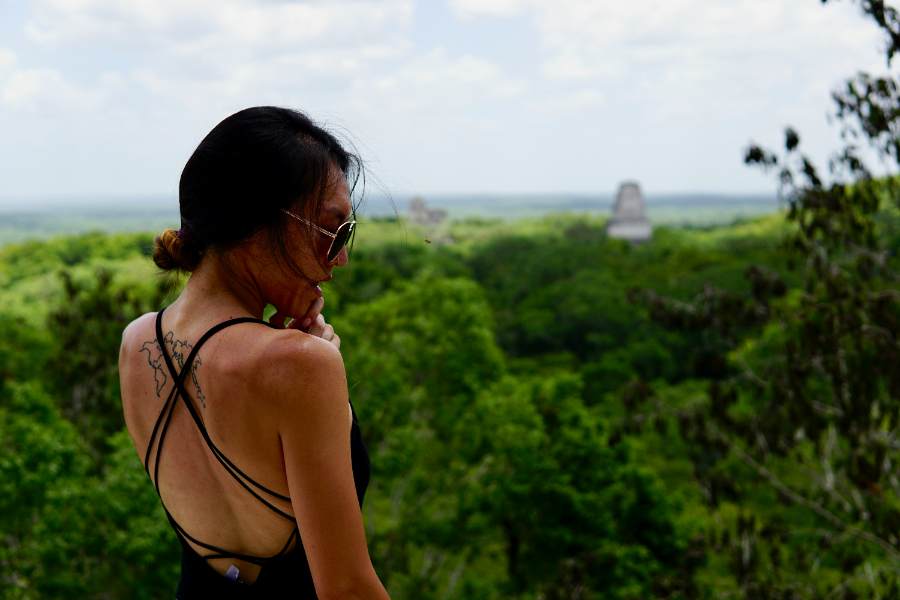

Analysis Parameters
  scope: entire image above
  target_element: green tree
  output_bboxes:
[46,266,169,461]
[335,274,506,598]
[458,374,696,600]
[23,430,179,599]
[635,1,900,596]
[336,274,695,598]
[0,381,91,598]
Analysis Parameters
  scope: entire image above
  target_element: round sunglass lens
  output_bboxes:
[327,222,354,262]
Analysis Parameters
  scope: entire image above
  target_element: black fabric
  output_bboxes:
[145,306,370,599]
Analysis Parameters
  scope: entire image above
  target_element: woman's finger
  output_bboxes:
[288,296,324,331]
[303,296,325,330]
[307,313,327,337]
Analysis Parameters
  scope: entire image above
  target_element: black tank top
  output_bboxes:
[144,306,371,599]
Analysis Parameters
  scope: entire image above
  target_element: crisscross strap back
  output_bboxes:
[143,306,299,567]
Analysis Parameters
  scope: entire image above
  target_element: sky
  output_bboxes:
[0,0,894,203]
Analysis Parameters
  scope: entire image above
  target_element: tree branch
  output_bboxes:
[724,434,900,562]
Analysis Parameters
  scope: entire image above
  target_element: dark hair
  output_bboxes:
[153,106,362,274]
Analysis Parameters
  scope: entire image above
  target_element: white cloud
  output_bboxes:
[19,0,417,110]
[452,0,887,128]
[447,1,884,85]
[358,48,525,113]
[449,0,525,19]
[527,88,605,114]
[519,1,884,85]
[24,0,414,48]
[0,48,16,70]
[0,0,893,196]
[0,69,104,112]
[11,0,419,117]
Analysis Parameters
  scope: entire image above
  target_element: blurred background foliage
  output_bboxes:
[2,1,900,598]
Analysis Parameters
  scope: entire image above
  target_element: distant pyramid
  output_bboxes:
[408,196,447,226]
[607,181,652,242]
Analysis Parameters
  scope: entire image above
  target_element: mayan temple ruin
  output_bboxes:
[408,196,447,227]
[606,181,652,242]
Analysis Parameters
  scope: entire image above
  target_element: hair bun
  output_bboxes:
[153,227,203,272]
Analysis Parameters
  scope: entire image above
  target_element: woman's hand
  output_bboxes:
[269,296,340,350]
[306,312,340,350]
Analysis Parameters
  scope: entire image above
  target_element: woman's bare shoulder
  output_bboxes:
[119,311,159,361]
[256,331,347,417]
[258,330,345,383]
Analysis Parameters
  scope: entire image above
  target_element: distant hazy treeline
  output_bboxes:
[0,192,778,246]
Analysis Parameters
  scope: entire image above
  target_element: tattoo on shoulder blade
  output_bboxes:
[139,331,208,409]
[138,339,167,397]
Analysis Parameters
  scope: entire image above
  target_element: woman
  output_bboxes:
[118,106,390,599]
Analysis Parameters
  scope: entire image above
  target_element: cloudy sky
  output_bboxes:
[0,0,892,202]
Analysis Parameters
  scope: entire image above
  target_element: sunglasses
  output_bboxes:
[280,208,356,263]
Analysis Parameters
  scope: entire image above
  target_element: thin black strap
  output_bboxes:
[152,307,294,517]
[153,381,180,492]
[202,527,300,565]
[144,379,176,472]
[143,311,266,479]
[166,506,299,565]
[145,306,299,563]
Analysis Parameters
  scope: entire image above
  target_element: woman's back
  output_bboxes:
[119,304,369,597]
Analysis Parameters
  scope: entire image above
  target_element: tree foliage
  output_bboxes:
[631,1,900,595]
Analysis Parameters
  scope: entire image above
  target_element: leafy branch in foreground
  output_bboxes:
[631,1,900,596]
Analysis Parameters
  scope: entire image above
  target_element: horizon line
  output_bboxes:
[0,189,778,204]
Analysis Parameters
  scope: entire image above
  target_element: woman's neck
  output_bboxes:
[174,250,267,321]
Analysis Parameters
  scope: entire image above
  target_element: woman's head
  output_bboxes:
[153,106,361,282]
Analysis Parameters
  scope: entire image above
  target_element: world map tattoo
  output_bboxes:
[139,331,208,409]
